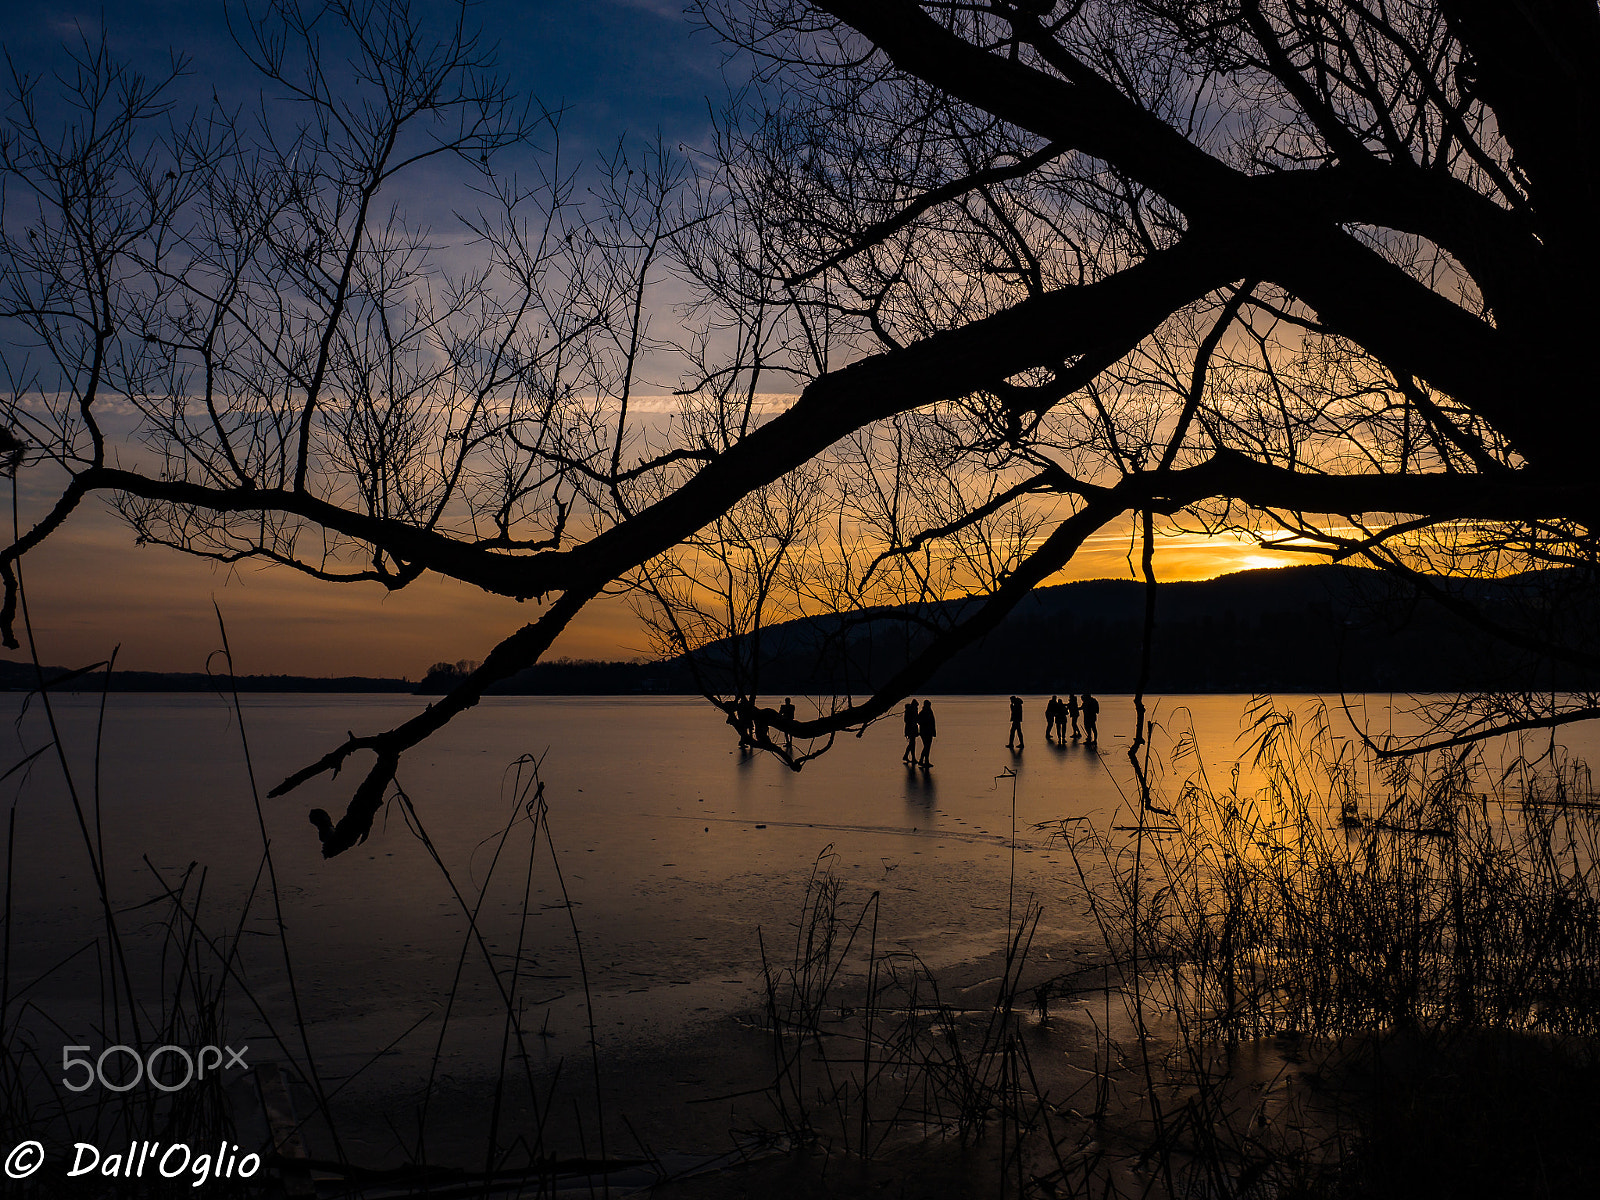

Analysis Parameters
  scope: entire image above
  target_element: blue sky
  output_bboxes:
[5,2,721,149]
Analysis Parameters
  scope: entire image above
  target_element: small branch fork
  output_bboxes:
[271,589,591,857]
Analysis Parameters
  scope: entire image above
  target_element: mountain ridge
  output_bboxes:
[6,563,1588,695]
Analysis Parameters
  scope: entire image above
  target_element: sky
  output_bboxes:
[2,1,1291,679]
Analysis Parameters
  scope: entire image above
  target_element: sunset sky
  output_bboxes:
[4,1,1293,679]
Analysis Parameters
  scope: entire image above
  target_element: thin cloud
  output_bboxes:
[603,0,688,18]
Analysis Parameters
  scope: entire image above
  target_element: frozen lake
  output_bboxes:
[3,690,1589,1162]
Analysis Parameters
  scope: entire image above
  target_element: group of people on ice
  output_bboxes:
[1018,693,1098,747]
[733,691,1098,764]
[907,693,1099,765]
[729,694,796,749]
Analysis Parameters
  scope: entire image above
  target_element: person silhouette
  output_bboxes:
[917,700,937,766]
[1081,692,1099,746]
[1046,694,1062,741]
[1067,692,1080,739]
[735,694,756,748]
[1008,695,1024,750]
[779,696,796,747]
[902,699,919,762]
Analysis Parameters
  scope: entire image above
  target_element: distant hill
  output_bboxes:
[0,659,410,694]
[10,563,1594,696]
[485,563,1598,696]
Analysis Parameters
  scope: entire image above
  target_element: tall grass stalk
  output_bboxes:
[0,614,632,1195]
[754,841,1055,1185]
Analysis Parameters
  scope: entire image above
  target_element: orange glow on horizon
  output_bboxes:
[15,506,1300,678]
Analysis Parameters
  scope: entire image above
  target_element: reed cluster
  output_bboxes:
[1067,699,1600,1044]
[1042,698,1600,1198]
